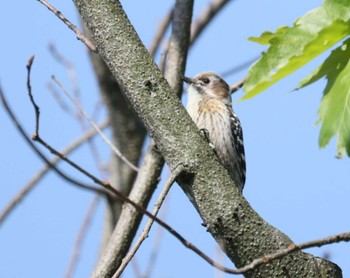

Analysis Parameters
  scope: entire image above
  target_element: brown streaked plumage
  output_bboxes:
[182,72,246,191]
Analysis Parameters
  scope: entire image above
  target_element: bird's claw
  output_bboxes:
[199,128,215,151]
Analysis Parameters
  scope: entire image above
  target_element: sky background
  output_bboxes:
[1,0,349,278]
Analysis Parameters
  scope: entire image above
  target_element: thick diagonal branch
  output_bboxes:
[91,0,194,276]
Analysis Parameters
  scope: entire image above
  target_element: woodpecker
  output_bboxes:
[181,72,246,192]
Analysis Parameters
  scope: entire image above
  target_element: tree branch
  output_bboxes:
[91,0,194,276]
[232,231,350,274]
[36,0,96,52]
[48,43,80,97]
[220,56,259,78]
[149,9,173,57]
[230,76,246,94]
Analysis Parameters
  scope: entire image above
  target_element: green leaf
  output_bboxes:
[298,39,350,89]
[299,38,350,158]
[248,26,289,45]
[244,0,350,99]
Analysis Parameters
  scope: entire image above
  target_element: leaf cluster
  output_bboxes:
[245,0,350,157]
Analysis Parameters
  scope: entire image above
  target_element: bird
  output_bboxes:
[181,72,246,192]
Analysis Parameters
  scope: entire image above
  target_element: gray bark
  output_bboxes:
[90,0,193,276]
[73,0,342,277]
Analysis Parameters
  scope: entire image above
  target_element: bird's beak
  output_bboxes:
[180,75,195,84]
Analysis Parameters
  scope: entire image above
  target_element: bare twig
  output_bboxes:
[130,260,142,278]
[27,56,40,136]
[47,82,75,116]
[51,75,139,173]
[154,0,232,55]
[113,167,181,277]
[143,202,167,278]
[48,44,80,98]
[158,47,169,74]
[230,76,246,94]
[163,0,193,96]
[0,60,108,197]
[49,45,106,175]
[0,120,108,226]
[65,196,101,278]
[36,0,97,52]
[149,9,173,57]
[233,232,350,274]
[220,56,259,78]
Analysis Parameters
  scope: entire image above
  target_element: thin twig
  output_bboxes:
[130,260,143,278]
[156,0,232,54]
[0,61,108,197]
[149,9,173,57]
[48,45,106,175]
[27,56,40,136]
[48,44,80,98]
[234,232,350,274]
[158,47,169,74]
[220,56,259,78]
[36,0,97,52]
[113,167,181,277]
[65,196,101,278]
[142,202,168,278]
[0,120,109,226]
[51,75,139,173]
[230,76,246,94]
[47,82,75,116]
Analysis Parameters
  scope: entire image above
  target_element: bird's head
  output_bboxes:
[181,72,231,103]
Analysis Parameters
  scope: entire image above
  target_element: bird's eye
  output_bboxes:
[202,78,210,84]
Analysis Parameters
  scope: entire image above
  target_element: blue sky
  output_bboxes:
[1,1,349,277]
